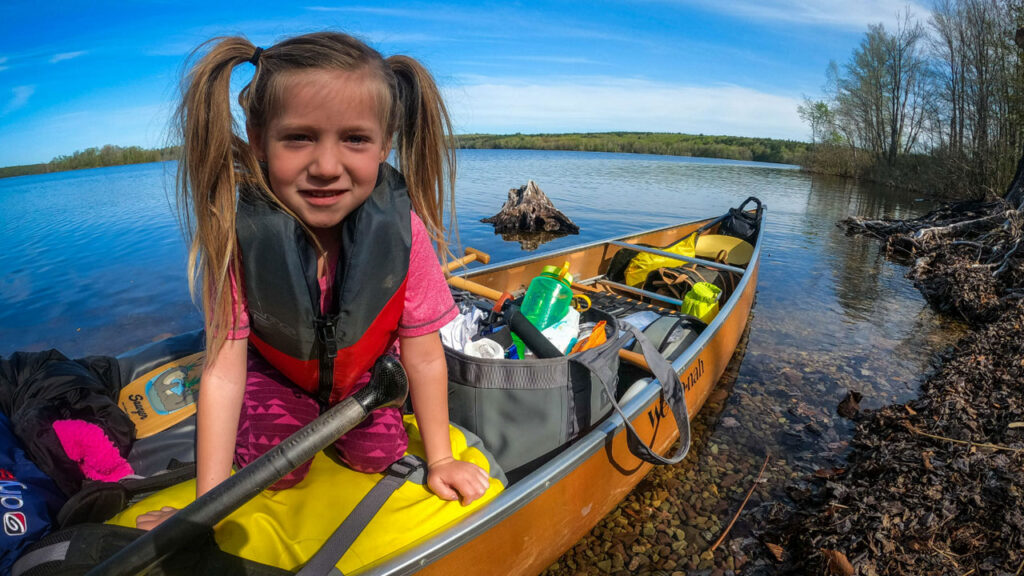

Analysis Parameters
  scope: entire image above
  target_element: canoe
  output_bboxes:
[18,203,762,574]
[359,207,763,575]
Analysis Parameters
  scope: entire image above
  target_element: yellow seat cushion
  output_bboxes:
[108,416,504,572]
[694,234,753,266]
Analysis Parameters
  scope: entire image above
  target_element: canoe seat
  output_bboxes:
[694,234,753,267]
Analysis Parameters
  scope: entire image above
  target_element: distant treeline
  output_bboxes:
[0,145,180,179]
[1,134,809,180]
[458,132,810,165]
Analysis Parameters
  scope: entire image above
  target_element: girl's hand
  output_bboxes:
[135,506,178,531]
[426,457,491,506]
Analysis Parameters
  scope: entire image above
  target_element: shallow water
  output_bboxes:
[1,150,964,570]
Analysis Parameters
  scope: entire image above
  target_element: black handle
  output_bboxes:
[507,305,564,358]
[737,196,763,219]
[87,355,409,576]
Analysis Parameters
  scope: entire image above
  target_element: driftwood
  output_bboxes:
[481,180,580,236]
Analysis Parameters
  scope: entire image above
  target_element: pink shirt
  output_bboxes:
[226,212,456,340]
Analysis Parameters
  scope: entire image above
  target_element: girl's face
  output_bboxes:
[248,69,390,243]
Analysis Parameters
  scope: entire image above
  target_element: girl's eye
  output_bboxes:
[285,134,312,142]
[345,134,370,144]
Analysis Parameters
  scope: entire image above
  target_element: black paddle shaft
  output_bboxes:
[87,354,409,576]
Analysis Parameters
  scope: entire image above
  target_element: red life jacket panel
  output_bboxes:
[236,163,412,405]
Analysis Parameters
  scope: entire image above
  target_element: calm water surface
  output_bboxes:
[1,150,962,567]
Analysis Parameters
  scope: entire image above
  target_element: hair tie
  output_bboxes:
[248,47,263,66]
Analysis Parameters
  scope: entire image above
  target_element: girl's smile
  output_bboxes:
[248,69,391,245]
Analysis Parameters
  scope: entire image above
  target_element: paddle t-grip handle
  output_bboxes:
[87,354,409,576]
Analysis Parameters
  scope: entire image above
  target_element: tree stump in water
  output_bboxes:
[481,181,580,236]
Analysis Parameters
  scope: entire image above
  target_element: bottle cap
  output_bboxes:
[540,264,574,286]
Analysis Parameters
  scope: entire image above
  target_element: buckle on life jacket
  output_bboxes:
[317,318,338,359]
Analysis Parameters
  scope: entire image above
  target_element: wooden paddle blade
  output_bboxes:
[118,352,204,439]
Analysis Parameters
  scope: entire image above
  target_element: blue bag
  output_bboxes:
[0,412,64,573]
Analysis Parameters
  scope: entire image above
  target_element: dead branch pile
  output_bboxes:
[841,199,1024,324]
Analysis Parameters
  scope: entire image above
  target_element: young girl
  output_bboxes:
[137,32,489,529]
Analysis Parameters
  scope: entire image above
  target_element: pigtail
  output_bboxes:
[385,55,458,263]
[176,36,265,358]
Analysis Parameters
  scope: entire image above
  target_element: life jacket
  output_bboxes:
[235,163,411,406]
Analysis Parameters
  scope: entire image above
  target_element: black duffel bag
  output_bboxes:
[718,196,763,244]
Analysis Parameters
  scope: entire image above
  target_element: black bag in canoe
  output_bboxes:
[718,196,763,244]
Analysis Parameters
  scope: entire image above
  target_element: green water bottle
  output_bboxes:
[521,262,574,330]
[511,262,574,357]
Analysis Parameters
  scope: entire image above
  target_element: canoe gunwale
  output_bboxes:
[356,213,764,576]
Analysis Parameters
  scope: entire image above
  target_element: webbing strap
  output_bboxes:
[296,455,425,576]
[578,324,691,466]
[11,540,71,576]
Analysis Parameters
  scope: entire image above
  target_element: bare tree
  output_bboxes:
[830,14,929,166]
[800,0,1024,196]
[883,11,929,164]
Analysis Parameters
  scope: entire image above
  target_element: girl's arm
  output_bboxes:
[195,337,248,496]
[136,338,247,530]
[401,331,490,506]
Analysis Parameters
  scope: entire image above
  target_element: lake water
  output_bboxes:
[0,149,963,570]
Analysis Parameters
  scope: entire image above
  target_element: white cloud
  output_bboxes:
[0,56,7,72]
[2,86,35,116]
[446,77,806,141]
[675,0,931,31]
[49,51,86,64]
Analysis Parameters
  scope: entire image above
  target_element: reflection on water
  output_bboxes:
[490,229,575,251]
[2,150,965,568]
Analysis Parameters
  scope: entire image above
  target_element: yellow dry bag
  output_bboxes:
[624,233,697,287]
[681,281,722,324]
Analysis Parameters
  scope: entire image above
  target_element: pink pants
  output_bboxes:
[234,353,409,489]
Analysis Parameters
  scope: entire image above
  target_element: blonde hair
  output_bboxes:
[175,32,457,358]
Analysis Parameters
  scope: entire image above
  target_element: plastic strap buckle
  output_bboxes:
[385,455,423,480]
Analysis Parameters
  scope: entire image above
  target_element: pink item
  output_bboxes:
[53,419,134,482]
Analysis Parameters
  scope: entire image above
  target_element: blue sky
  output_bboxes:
[0,0,928,167]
